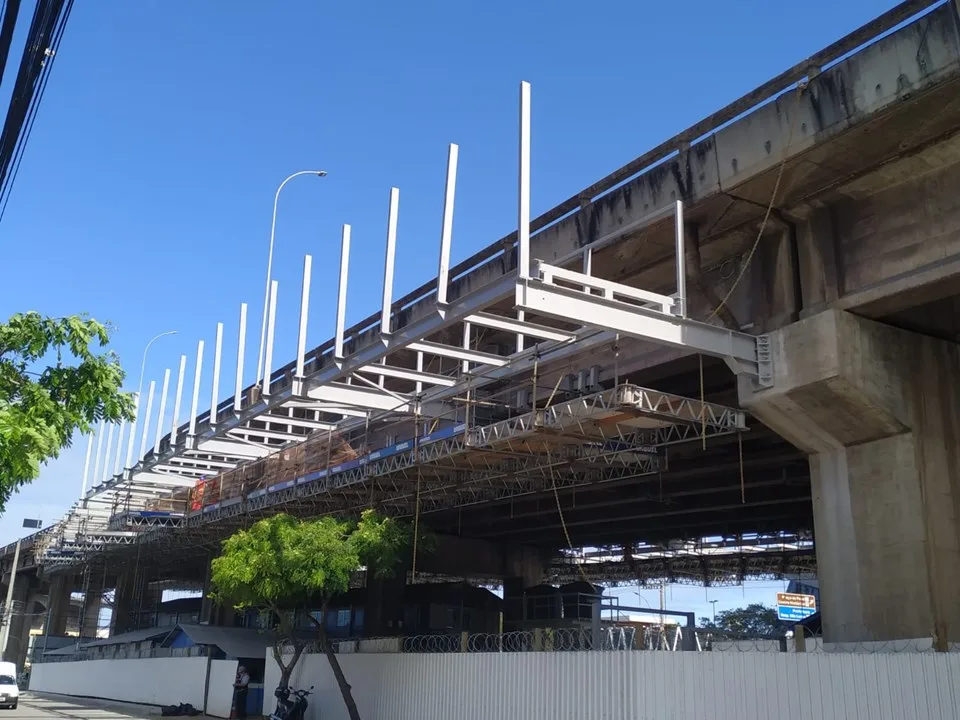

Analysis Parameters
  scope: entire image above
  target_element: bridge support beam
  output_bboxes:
[740,309,960,644]
[46,574,73,636]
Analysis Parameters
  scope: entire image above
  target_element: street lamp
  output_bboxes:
[0,519,42,661]
[126,330,178,470]
[710,599,718,621]
[255,170,327,387]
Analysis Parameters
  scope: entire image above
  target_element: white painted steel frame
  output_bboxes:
[41,78,771,565]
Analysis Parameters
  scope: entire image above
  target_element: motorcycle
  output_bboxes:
[269,685,314,720]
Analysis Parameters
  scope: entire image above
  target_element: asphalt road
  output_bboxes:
[15,693,161,719]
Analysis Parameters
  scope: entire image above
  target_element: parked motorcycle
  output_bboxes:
[269,685,314,720]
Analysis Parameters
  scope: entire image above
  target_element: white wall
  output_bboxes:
[265,650,960,720]
[207,659,239,718]
[31,656,236,715]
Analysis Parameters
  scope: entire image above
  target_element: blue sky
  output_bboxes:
[0,0,902,616]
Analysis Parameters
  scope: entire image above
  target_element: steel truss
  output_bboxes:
[32,79,773,570]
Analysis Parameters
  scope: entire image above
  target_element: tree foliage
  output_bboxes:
[210,510,419,720]
[0,312,135,510]
[699,603,781,638]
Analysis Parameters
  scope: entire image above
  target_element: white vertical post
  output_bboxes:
[189,341,205,435]
[81,433,94,497]
[335,225,351,360]
[416,352,424,395]
[296,255,312,378]
[92,421,106,488]
[381,187,400,335]
[234,304,247,413]
[125,394,140,469]
[516,310,525,353]
[583,247,593,275]
[462,321,471,374]
[100,424,115,485]
[170,354,187,445]
[674,199,687,317]
[113,420,126,477]
[437,143,459,306]
[210,323,224,425]
[154,369,171,452]
[139,381,156,460]
[263,282,278,394]
[518,80,531,279]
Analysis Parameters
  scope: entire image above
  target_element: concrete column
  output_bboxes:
[1,582,29,663]
[740,309,960,644]
[79,576,105,639]
[46,574,73,636]
[502,547,545,632]
[365,559,409,637]
[111,570,142,635]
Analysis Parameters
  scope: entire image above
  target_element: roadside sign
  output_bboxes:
[776,592,816,622]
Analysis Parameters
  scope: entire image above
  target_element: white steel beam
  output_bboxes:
[92,421,105,490]
[263,281,278,394]
[124,395,139,470]
[227,427,302,443]
[168,457,237,470]
[518,80,531,279]
[100,424,115,486]
[464,312,575,343]
[170,354,187,446]
[154,369,171,453]
[235,303,247,414]
[124,473,197,488]
[210,323,224,426]
[335,225,351,360]
[305,382,412,412]
[193,439,271,459]
[381,187,399,335]
[296,255,312,378]
[516,265,762,377]
[152,464,206,478]
[113,420,126,476]
[436,143,458,306]
[80,433,94,497]
[138,381,156,461]
[357,363,457,388]
[674,199,687,318]
[280,399,369,418]
[189,340,205,435]
[261,414,336,431]
[408,340,508,368]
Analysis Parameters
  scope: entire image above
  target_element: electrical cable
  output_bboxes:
[706,83,806,322]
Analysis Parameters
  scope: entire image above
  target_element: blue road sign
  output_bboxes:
[777,605,816,622]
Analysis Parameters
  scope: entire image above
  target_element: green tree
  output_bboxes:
[699,603,781,638]
[0,312,135,511]
[210,511,415,720]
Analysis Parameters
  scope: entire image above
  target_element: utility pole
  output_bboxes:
[0,519,41,661]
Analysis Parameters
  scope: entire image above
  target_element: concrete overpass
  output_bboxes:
[5,0,960,660]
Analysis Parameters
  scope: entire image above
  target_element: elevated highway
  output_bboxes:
[4,0,960,655]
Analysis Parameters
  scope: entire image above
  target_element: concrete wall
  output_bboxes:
[31,656,236,715]
[266,650,960,720]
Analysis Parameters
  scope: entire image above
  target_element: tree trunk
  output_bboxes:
[319,624,362,720]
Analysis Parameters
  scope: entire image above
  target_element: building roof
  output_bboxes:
[175,624,275,660]
[80,627,172,648]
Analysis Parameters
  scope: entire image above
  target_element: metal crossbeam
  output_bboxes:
[516,261,772,385]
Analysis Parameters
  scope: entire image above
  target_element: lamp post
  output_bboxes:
[126,330,177,469]
[710,599,718,622]
[0,519,42,661]
[255,170,327,387]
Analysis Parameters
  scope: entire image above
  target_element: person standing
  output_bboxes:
[233,665,250,719]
